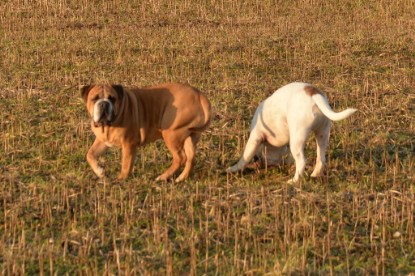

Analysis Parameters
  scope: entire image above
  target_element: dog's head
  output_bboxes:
[81,84,124,127]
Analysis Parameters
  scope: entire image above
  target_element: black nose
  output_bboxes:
[97,101,114,124]
[98,101,111,118]
[98,101,108,110]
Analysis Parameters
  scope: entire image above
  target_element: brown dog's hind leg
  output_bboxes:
[118,144,137,180]
[176,133,201,182]
[156,130,187,181]
[87,138,108,178]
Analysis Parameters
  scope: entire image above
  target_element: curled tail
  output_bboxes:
[312,93,357,121]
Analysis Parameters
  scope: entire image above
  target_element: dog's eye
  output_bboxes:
[92,96,99,102]
[108,96,116,103]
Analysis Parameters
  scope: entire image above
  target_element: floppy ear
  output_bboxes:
[81,85,93,102]
[112,84,124,102]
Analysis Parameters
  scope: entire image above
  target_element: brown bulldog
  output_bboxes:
[81,83,211,182]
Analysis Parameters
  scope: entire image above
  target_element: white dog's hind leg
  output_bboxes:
[311,122,330,177]
[288,130,309,183]
[227,134,263,172]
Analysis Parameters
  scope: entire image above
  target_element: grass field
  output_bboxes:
[1,0,414,274]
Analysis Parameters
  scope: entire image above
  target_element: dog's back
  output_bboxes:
[131,83,211,132]
[267,82,356,122]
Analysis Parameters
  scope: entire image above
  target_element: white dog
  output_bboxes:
[227,82,357,183]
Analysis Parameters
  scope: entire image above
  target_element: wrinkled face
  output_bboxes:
[81,84,124,127]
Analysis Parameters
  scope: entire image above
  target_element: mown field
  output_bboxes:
[1,0,414,274]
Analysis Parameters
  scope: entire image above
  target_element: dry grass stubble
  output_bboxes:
[0,0,414,274]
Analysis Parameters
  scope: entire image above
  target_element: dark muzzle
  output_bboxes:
[94,101,115,127]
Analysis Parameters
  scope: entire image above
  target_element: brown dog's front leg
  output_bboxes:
[87,138,108,178]
[118,144,137,180]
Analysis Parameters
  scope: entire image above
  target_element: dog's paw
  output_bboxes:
[175,173,189,183]
[226,166,239,173]
[155,174,168,182]
[310,171,323,178]
[117,174,128,181]
[287,177,298,184]
[94,167,105,178]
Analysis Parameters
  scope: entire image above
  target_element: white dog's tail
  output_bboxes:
[312,94,357,121]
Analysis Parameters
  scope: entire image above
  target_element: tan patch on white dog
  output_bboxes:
[304,85,322,96]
